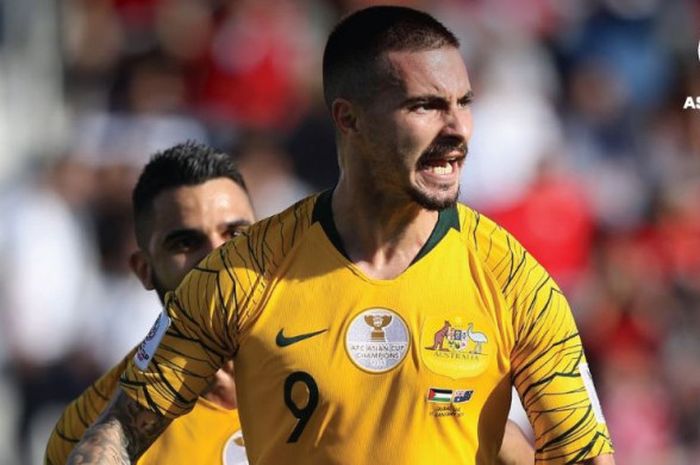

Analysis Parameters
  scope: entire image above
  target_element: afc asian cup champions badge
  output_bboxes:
[345,308,410,373]
[222,430,248,465]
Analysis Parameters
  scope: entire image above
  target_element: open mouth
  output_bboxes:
[418,153,465,176]
[417,137,468,177]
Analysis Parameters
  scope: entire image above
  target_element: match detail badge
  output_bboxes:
[345,308,410,373]
[421,315,492,379]
[223,430,248,465]
[134,309,171,370]
[426,388,474,404]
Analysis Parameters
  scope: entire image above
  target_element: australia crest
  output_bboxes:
[421,316,492,379]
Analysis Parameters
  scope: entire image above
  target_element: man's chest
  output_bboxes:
[235,238,515,408]
[231,235,516,461]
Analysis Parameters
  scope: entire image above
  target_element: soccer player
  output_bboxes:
[45,143,255,465]
[68,6,615,465]
[45,142,532,465]
[47,141,533,465]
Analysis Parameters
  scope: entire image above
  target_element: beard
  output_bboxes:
[409,135,467,210]
[408,184,460,210]
[151,270,169,304]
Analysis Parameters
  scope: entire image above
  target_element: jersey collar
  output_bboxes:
[312,188,460,266]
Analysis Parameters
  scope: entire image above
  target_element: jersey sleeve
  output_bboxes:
[45,350,134,465]
[120,233,268,419]
[469,210,614,464]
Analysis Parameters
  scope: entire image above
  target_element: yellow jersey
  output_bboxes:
[122,191,613,464]
[45,349,247,465]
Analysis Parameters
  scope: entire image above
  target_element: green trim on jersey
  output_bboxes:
[311,189,347,257]
[412,200,460,264]
[311,188,460,265]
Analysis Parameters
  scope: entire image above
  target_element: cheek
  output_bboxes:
[153,254,192,290]
[461,111,474,140]
[178,253,204,281]
[395,132,422,160]
[361,113,429,178]
[394,116,434,159]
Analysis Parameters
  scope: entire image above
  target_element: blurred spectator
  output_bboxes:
[602,349,677,465]
[196,0,318,130]
[61,0,125,110]
[285,101,339,191]
[71,112,208,168]
[459,37,563,210]
[486,160,595,291]
[83,162,161,370]
[0,156,100,464]
[109,50,189,115]
[236,133,313,219]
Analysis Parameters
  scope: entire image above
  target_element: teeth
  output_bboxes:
[428,162,453,175]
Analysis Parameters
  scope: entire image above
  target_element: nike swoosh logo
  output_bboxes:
[276,328,328,347]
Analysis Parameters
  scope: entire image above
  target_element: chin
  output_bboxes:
[409,185,459,211]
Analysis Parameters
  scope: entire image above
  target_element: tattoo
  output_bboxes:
[66,392,171,465]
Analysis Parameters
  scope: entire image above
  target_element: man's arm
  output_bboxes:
[581,454,616,465]
[469,214,614,463]
[67,391,171,465]
[496,421,616,465]
[497,420,534,465]
[45,352,135,465]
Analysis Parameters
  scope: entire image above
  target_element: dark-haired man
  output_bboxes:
[46,142,254,465]
[68,6,614,465]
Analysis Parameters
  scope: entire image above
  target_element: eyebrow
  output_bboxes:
[221,219,253,230]
[162,220,252,243]
[162,228,202,244]
[402,89,474,106]
[461,90,475,102]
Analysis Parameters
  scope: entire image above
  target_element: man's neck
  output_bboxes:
[332,179,439,280]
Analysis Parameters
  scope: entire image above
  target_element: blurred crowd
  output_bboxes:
[0,0,699,464]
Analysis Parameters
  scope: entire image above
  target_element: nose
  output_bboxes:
[442,104,472,141]
[197,234,226,261]
[208,234,227,252]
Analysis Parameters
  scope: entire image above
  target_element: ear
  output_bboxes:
[129,250,154,290]
[331,98,358,135]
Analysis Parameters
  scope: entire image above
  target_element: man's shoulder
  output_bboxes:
[455,202,509,246]
[455,202,554,300]
[246,194,318,241]
[214,194,319,277]
[455,202,528,269]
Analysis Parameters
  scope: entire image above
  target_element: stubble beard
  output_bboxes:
[151,270,169,304]
[408,183,460,211]
[363,137,464,211]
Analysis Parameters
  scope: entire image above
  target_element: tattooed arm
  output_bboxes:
[66,391,171,465]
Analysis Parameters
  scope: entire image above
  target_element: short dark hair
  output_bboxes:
[132,141,248,247]
[322,5,459,109]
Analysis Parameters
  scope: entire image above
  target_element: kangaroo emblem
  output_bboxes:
[426,320,452,351]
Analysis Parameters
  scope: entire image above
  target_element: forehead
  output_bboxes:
[150,178,252,231]
[382,47,470,97]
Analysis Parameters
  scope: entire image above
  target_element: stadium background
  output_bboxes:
[0,0,699,464]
